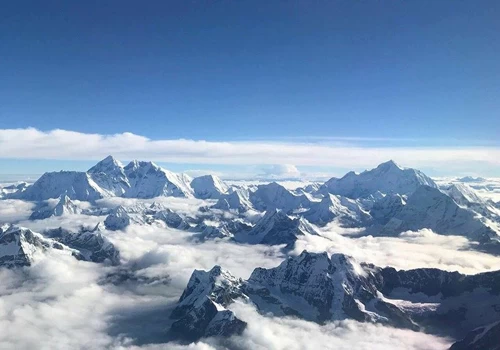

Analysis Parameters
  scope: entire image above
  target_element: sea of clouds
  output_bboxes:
[2,195,499,349]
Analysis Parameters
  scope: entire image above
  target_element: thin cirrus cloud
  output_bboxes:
[0,128,499,171]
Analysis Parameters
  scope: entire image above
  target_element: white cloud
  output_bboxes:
[1,200,497,349]
[0,220,455,350]
[208,302,451,350]
[0,128,499,172]
[256,164,301,179]
[0,199,34,223]
[293,227,500,274]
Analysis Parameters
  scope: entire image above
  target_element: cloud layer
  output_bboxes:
[2,195,500,349]
[1,128,499,172]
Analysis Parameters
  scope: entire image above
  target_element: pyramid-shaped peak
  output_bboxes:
[101,155,120,164]
[376,160,402,171]
[88,156,123,174]
[88,155,124,173]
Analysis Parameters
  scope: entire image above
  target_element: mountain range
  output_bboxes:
[169,250,500,342]
[2,157,500,349]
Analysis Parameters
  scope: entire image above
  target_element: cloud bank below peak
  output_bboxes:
[0,128,499,173]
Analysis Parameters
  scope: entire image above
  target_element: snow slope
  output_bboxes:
[323,160,437,198]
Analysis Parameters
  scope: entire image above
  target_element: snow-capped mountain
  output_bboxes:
[445,183,500,220]
[168,265,247,341]
[381,185,497,241]
[249,182,311,213]
[323,160,437,199]
[0,182,29,198]
[88,155,130,196]
[15,156,195,201]
[244,251,429,329]
[103,202,193,231]
[234,209,318,247]
[457,176,487,183]
[172,251,500,340]
[153,208,190,229]
[191,222,233,241]
[30,195,81,220]
[303,193,371,227]
[0,224,71,267]
[44,225,120,265]
[378,263,500,337]
[212,189,253,213]
[18,171,107,201]
[190,174,229,199]
[123,160,193,198]
[295,183,321,195]
[246,251,396,324]
[104,205,149,230]
[446,183,484,206]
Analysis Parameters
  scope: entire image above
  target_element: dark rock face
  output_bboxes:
[450,321,500,350]
[170,297,246,341]
[245,251,418,329]
[153,208,190,229]
[171,251,500,341]
[168,266,247,341]
[234,209,317,247]
[377,267,500,298]
[44,226,120,265]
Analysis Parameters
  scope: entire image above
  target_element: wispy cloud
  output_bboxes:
[0,128,499,173]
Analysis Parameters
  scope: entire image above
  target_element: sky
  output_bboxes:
[0,1,499,178]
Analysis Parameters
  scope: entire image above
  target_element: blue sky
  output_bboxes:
[0,1,499,178]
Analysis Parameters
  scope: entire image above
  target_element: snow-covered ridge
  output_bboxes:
[0,223,120,267]
[0,224,54,267]
[323,160,437,198]
[30,195,81,220]
[169,265,247,341]
[5,158,499,247]
[14,156,198,201]
[170,250,500,340]
[249,182,311,213]
[190,174,229,199]
[233,209,318,247]
[381,185,497,241]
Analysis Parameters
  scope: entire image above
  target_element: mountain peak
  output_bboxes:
[0,225,49,267]
[375,159,401,172]
[88,155,124,173]
[191,174,229,199]
[324,161,436,198]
